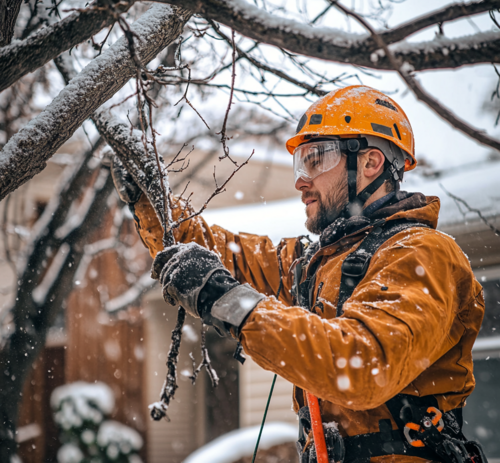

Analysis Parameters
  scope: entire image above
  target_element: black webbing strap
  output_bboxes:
[343,428,438,463]
[343,394,466,463]
[337,219,430,317]
[347,152,358,204]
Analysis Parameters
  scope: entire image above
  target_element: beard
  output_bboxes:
[304,173,348,235]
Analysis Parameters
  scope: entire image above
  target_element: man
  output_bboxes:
[113,86,486,462]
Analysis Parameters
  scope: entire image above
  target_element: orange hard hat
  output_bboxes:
[286,85,416,171]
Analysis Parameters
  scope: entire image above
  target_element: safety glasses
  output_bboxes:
[293,139,342,183]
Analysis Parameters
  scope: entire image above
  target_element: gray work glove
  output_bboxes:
[151,243,265,333]
[111,155,143,205]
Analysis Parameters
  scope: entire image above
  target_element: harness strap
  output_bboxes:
[343,427,438,463]
[337,219,430,316]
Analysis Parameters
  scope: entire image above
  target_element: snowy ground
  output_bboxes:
[183,422,297,463]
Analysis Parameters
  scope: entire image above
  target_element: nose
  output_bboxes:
[295,176,312,191]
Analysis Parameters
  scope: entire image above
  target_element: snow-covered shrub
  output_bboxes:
[51,381,143,463]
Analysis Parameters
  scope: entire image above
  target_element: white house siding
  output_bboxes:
[239,357,297,428]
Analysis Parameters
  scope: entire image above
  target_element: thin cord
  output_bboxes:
[251,373,277,463]
[251,244,285,463]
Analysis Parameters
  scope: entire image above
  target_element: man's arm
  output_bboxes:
[239,228,484,410]
[132,193,297,304]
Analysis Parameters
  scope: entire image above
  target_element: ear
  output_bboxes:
[361,149,385,179]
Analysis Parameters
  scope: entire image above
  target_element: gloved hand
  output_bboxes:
[152,243,265,333]
[111,155,143,205]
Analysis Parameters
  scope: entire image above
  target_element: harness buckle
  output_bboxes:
[403,406,445,448]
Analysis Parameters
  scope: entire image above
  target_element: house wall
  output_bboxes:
[239,357,296,428]
[143,296,206,463]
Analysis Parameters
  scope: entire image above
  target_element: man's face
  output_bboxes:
[295,154,348,234]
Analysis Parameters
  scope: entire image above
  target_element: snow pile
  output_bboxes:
[51,381,114,429]
[97,420,143,457]
[183,422,297,463]
[51,381,143,463]
[57,443,84,463]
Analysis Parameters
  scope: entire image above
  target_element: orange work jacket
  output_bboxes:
[133,194,484,462]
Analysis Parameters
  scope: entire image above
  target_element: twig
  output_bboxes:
[217,29,237,164]
[440,184,500,236]
[170,150,254,232]
[174,67,211,130]
[149,307,186,421]
[189,326,219,386]
[209,21,327,97]
[491,64,500,127]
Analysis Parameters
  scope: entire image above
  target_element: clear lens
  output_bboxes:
[293,140,342,183]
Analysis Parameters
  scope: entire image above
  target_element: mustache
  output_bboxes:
[302,192,320,202]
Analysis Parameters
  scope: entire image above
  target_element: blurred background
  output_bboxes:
[1,0,500,461]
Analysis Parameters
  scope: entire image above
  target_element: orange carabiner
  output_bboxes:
[404,422,425,447]
[403,407,445,447]
[426,407,445,432]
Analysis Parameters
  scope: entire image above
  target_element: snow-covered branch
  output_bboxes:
[93,112,172,244]
[105,272,157,313]
[0,0,136,92]
[378,0,500,45]
[162,0,500,71]
[0,4,192,201]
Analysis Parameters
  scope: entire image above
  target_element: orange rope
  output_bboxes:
[306,392,329,463]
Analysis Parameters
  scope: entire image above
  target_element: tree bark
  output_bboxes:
[162,0,500,71]
[0,0,136,93]
[0,0,23,47]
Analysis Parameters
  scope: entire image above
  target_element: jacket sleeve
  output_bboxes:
[132,194,297,305]
[239,228,482,411]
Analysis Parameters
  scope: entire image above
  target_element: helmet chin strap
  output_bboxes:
[338,138,403,219]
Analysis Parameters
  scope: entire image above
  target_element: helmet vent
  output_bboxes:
[375,99,398,112]
[345,116,352,123]
[371,123,393,137]
[393,123,402,140]
[296,113,308,133]
[309,114,323,125]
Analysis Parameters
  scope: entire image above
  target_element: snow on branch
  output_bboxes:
[105,272,157,313]
[161,0,500,71]
[0,0,137,93]
[93,112,173,246]
[0,4,192,202]
[378,0,500,45]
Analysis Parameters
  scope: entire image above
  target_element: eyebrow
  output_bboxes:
[302,147,325,165]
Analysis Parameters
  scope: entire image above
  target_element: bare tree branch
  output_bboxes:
[0,4,192,202]
[0,0,137,92]
[330,0,500,153]
[209,20,328,97]
[105,272,157,312]
[440,183,500,235]
[379,0,500,45]
[161,0,500,71]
